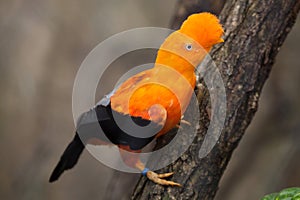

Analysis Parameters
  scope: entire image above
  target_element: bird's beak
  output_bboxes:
[217,38,224,43]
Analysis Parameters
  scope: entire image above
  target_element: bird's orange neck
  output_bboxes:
[154,49,196,87]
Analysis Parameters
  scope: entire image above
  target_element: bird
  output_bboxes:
[49,12,224,186]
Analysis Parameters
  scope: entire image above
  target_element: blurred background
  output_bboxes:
[0,1,299,199]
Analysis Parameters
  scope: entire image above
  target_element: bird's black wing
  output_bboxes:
[49,98,162,182]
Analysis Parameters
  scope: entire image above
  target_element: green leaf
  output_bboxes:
[261,193,278,200]
[292,193,300,200]
[261,187,300,200]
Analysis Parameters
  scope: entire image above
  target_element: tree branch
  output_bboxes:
[132,0,300,199]
[169,0,226,29]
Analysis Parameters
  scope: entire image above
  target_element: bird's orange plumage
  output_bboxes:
[49,12,224,186]
[111,12,224,137]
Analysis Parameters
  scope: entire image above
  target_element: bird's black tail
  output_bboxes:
[49,133,84,182]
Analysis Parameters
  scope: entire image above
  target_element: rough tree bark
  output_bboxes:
[132,0,300,199]
[170,0,226,29]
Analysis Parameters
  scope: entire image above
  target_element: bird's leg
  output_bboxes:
[135,159,181,187]
[118,145,181,186]
[118,145,142,168]
[118,104,181,186]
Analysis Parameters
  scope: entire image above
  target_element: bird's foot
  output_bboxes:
[142,168,181,186]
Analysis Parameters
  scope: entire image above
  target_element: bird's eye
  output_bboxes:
[185,44,193,51]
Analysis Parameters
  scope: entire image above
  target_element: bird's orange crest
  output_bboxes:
[179,12,224,51]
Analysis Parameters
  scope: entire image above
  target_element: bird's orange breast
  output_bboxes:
[110,66,196,137]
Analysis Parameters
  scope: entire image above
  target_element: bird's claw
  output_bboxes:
[146,170,181,187]
[180,119,191,126]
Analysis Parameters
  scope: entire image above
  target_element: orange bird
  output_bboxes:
[49,12,224,186]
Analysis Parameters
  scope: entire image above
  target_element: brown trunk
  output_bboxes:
[132,0,300,199]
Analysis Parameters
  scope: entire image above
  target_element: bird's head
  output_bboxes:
[156,12,224,73]
[179,12,224,52]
